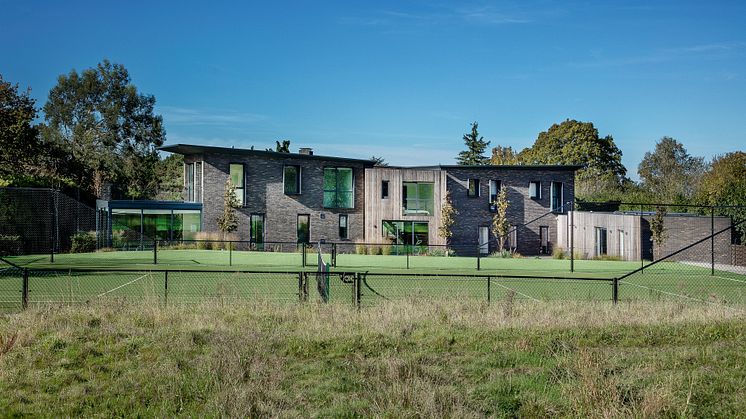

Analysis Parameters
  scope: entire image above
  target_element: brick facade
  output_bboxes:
[444,167,576,256]
[185,150,370,244]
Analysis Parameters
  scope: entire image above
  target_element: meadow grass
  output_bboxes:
[0,299,744,417]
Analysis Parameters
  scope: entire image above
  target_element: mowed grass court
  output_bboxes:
[2,248,746,311]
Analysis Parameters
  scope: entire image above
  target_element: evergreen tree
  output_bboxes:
[457,122,490,165]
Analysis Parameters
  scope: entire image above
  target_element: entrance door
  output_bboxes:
[595,227,607,256]
[539,226,549,254]
[479,226,489,254]
[250,214,264,250]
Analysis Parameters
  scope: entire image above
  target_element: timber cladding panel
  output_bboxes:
[445,167,576,256]
[363,168,447,245]
[556,212,642,261]
[198,153,368,243]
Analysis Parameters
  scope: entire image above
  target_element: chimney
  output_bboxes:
[299,147,313,155]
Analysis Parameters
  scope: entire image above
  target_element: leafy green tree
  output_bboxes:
[0,75,42,181]
[696,151,746,241]
[217,179,240,238]
[41,60,165,198]
[520,119,627,198]
[650,206,667,261]
[490,145,520,165]
[154,154,184,200]
[638,137,707,203]
[457,122,490,165]
[270,140,290,153]
[492,187,510,252]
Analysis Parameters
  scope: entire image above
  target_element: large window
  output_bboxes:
[250,214,264,249]
[339,214,348,239]
[185,163,195,201]
[382,220,429,249]
[402,182,434,215]
[297,214,310,244]
[229,163,245,206]
[284,165,301,195]
[529,181,541,199]
[323,167,354,208]
[550,182,563,212]
[468,178,480,197]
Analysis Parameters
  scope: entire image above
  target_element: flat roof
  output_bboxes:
[96,200,202,210]
[160,144,376,166]
[402,164,583,171]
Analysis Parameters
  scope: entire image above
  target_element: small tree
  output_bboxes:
[650,206,667,260]
[217,179,240,240]
[438,191,458,252]
[492,187,510,252]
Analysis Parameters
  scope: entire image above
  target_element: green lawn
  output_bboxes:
[2,249,745,310]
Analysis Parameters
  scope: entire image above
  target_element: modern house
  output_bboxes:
[160,144,580,256]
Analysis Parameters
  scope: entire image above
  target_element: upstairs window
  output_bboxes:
[489,180,501,202]
[185,163,195,201]
[467,178,480,197]
[551,181,563,212]
[284,165,301,195]
[529,181,541,199]
[229,163,245,206]
[324,167,354,208]
[381,180,389,199]
[402,182,434,215]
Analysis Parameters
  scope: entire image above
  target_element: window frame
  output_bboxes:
[323,167,355,209]
[297,214,310,244]
[229,163,245,206]
[467,178,480,197]
[489,180,501,203]
[529,181,541,200]
[283,165,302,195]
[185,162,195,202]
[250,213,265,245]
[402,181,435,216]
[339,214,349,239]
[381,180,389,199]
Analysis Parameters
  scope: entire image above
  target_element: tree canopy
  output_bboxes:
[519,119,627,197]
[0,75,42,181]
[490,145,520,165]
[695,151,746,241]
[41,60,165,198]
[638,137,707,203]
[457,122,490,165]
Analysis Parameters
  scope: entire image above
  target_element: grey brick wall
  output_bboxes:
[444,167,576,256]
[642,215,732,264]
[194,153,367,243]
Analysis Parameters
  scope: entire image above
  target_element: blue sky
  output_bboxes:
[3,0,745,179]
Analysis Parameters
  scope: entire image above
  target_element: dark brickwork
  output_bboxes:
[444,167,575,256]
[186,153,368,243]
[643,214,732,264]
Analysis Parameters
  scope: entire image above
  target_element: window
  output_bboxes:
[402,182,434,215]
[479,226,489,254]
[323,167,354,208]
[595,227,608,256]
[468,179,480,197]
[229,163,245,206]
[550,182,563,212]
[619,230,625,258]
[489,180,500,203]
[529,181,541,199]
[195,162,202,202]
[297,214,310,244]
[382,220,429,248]
[284,165,301,195]
[339,214,348,239]
[539,226,549,254]
[381,180,389,199]
[185,163,195,201]
[507,226,517,251]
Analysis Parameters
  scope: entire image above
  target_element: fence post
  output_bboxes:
[406,248,410,269]
[355,273,362,310]
[50,191,55,263]
[164,271,168,306]
[612,277,618,305]
[229,241,233,267]
[22,268,29,310]
[711,207,715,276]
[153,239,158,265]
[332,243,337,267]
[487,276,491,303]
[570,202,574,273]
[302,244,306,267]
[476,245,481,271]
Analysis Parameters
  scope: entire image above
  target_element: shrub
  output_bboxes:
[0,235,22,256]
[71,231,97,253]
[552,246,566,260]
[593,254,621,261]
[381,245,392,255]
[355,244,367,255]
[429,248,446,257]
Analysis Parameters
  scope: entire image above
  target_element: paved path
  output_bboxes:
[680,261,746,275]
